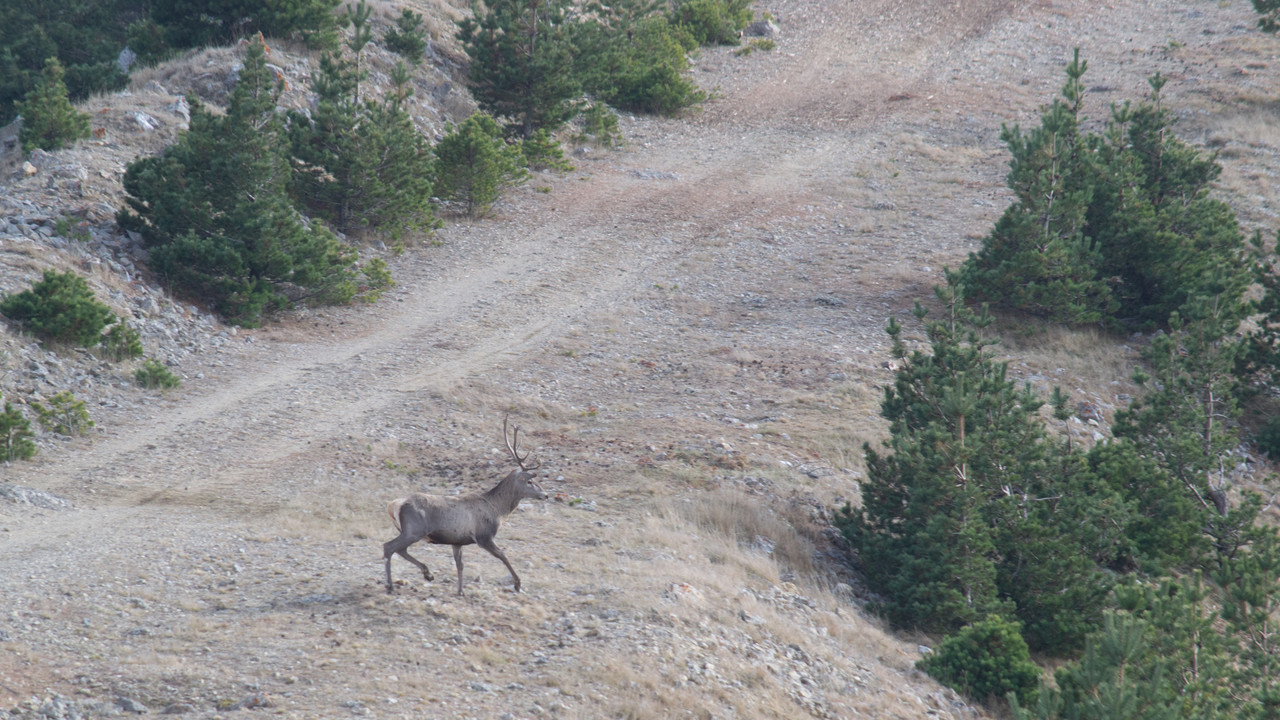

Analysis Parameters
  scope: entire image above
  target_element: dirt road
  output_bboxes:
[0,0,1270,717]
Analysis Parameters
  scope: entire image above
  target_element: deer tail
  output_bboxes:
[387,498,407,533]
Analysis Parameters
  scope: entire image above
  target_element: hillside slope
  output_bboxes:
[2,0,1278,718]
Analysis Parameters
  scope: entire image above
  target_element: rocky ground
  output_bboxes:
[2,0,1279,718]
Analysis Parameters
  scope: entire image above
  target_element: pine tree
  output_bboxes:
[289,38,436,237]
[15,57,91,152]
[961,54,1249,330]
[960,50,1112,324]
[1016,576,1243,720]
[344,0,374,102]
[433,112,529,218]
[1216,524,1280,719]
[458,0,580,138]
[383,8,428,64]
[838,274,1111,647]
[1088,75,1248,327]
[119,39,356,326]
[1112,285,1248,525]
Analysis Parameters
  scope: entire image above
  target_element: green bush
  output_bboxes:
[734,37,775,56]
[0,398,36,462]
[918,616,1041,707]
[355,258,395,303]
[383,8,426,64]
[521,129,573,172]
[30,391,93,436]
[577,103,621,147]
[135,358,180,389]
[53,216,91,243]
[1254,0,1280,33]
[0,270,116,347]
[669,0,751,46]
[433,112,530,217]
[101,321,145,361]
[16,57,92,152]
[573,13,704,116]
[610,60,707,115]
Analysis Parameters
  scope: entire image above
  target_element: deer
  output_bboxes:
[383,416,548,595]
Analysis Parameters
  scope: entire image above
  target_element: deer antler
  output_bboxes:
[504,414,541,471]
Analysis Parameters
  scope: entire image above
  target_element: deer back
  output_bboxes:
[398,492,501,545]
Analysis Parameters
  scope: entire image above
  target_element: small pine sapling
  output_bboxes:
[433,112,530,217]
[136,358,180,389]
[356,259,395,303]
[101,322,144,361]
[383,8,427,64]
[30,391,94,437]
[16,57,91,152]
[0,398,36,461]
[577,103,621,148]
[521,129,574,172]
[0,270,116,348]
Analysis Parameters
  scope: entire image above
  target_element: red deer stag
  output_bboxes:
[383,417,548,595]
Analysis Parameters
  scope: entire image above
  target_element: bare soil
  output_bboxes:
[3,0,1279,718]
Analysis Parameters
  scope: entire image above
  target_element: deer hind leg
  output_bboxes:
[383,535,431,594]
[478,538,521,593]
[398,549,432,582]
[452,545,466,595]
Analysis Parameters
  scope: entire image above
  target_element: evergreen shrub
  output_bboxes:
[433,112,530,217]
[101,322,145,361]
[0,270,116,347]
[16,57,91,152]
[136,358,180,389]
[383,8,427,63]
[669,0,751,46]
[0,399,36,462]
[30,391,93,436]
[918,616,1041,707]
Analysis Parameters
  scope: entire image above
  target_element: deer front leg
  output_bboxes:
[478,538,521,593]
[453,545,466,595]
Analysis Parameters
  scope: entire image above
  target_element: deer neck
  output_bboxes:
[484,473,522,516]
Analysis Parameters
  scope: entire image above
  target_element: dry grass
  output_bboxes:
[992,319,1143,414]
[275,484,387,540]
[529,496,955,719]
[672,489,816,576]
